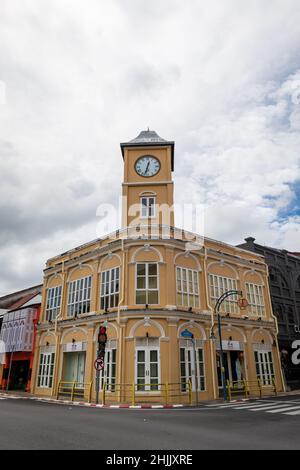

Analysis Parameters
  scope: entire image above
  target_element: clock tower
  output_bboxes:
[120,129,175,229]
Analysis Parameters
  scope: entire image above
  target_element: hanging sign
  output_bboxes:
[181,329,194,339]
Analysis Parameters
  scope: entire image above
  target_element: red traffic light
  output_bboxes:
[98,325,107,346]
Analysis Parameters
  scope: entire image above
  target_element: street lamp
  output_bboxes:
[210,290,243,402]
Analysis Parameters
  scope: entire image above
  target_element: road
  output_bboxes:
[0,394,299,450]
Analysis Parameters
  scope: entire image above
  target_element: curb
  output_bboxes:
[36,400,185,409]
[0,394,185,409]
[1,391,299,409]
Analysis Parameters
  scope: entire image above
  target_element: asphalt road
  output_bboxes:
[0,395,299,450]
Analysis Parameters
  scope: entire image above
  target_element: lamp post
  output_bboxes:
[211,290,243,402]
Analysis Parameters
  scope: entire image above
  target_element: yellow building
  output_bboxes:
[31,130,285,404]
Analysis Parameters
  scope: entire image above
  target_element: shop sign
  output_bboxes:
[64,341,85,352]
[221,340,242,351]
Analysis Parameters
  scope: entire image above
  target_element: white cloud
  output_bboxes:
[0,0,300,293]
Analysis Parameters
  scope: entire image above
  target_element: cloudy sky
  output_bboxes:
[0,0,300,294]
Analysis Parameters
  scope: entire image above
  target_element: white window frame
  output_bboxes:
[209,274,238,314]
[135,343,160,392]
[140,196,156,219]
[100,267,120,310]
[136,263,159,305]
[67,276,92,317]
[46,286,62,321]
[180,341,206,392]
[37,352,55,388]
[246,283,265,317]
[176,267,200,308]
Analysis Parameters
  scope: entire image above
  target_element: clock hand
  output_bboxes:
[145,162,150,175]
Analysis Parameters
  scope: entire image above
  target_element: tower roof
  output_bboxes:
[120,129,175,170]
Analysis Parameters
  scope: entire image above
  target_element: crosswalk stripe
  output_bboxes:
[249,403,295,411]
[206,401,265,409]
[267,405,300,414]
[284,409,300,416]
[233,402,279,410]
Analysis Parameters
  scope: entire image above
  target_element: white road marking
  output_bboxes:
[266,405,300,414]
[233,402,279,410]
[205,398,300,416]
[284,409,300,416]
[206,401,268,409]
[249,403,297,412]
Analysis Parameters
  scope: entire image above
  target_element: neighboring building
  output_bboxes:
[31,130,284,404]
[0,286,42,391]
[238,238,300,389]
[0,284,42,310]
[0,309,7,381]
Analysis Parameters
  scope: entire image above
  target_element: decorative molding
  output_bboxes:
[207,261,239,279]
[67,263,93,282]
[60,326,88,343]
[243,269,265,285]
[128,317,166,338]
[130,245,164,264]
[99,252,122,272]
[251,328,273,343]
[177,321,207,340]
[174,251,202,272]
[39,330,56,346]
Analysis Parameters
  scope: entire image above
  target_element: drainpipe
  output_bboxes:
[55,261,65,334]
[265,265,286,392]
[52,262,65,396]
[117,238,126,401]
[203,246,218,399]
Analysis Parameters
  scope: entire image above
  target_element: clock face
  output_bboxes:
[135,155,160,177]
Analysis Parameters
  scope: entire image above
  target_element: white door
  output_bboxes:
[76,352,86,386]
[180,347,205,391]
[255,351,274,385]
[100,348,117,392]
[63,352,86,386]
[136,347,160,391]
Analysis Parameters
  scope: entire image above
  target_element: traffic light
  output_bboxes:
[97,326,107,357]
[98,326,107,343]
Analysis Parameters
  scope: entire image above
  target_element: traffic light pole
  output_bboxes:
[95,325,107,405]
[95,344,101,405]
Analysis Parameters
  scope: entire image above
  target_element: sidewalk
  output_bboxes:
[1,389,299,409]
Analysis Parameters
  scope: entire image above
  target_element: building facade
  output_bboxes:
[31,131,285,403]
[238,238,300,389]
[0,287,42,391]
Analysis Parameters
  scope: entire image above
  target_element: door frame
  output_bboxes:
[255,350,274,386]
[62,351,86,387]
[135,345,161,393]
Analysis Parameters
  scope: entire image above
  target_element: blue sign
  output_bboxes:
[181,329,194,339]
